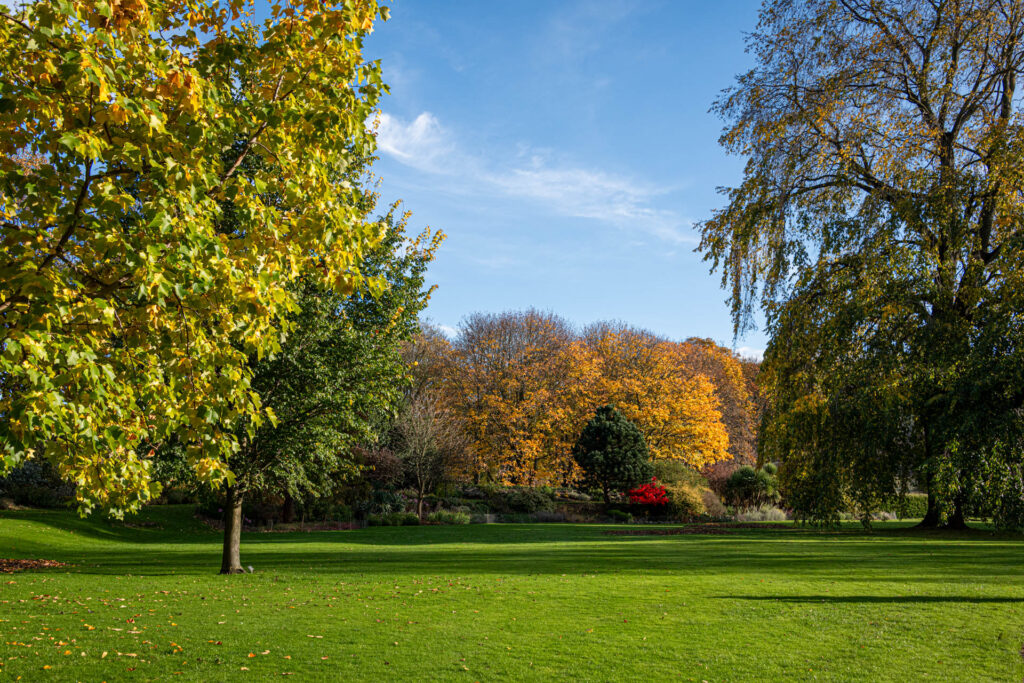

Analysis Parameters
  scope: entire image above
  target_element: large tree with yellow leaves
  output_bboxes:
[0,0,389,514]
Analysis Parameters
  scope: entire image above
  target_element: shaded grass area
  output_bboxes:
[1,506,1022,681]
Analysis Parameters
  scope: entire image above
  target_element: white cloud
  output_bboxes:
[437,324,458,338]
[376,112,453,173]
[736,346,764,362]
[374,111,694,244]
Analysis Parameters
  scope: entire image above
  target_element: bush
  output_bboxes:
[628,478,669,505]
[735,505,788,522]
[368,511,419,526]
[723,465,780,508]
[891,493,928,519]
[427,509,471,525]
[852,492,929,520]
[358,489,406,517]
[554,488,591,502]
[664,482,707,518]
[702,489,728,518]
[607,509,633,523]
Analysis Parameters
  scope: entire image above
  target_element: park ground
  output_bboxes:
[0,507,1022,681]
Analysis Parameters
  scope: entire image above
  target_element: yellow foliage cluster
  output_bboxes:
[413,314,743,487]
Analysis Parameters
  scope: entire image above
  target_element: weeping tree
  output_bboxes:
[701,0,1024,527]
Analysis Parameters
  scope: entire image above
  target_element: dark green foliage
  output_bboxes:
[232,209,435,502]
[486,487,555,514]
[0,460,73,509]
[367,511,420,526]
[358,489,407,518]
[607,509,633,523]
[572,406,653,503]
[876,493,928,520]
[427,509,471,525]
[723,465,780,509]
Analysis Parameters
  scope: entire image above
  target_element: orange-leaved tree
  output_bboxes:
[584,323,731,469]
[445,310,599,486]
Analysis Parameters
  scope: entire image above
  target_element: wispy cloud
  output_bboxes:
[375,111,694,244]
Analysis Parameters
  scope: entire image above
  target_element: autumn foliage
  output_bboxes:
[411,310,756,488]
[628,478,670,505]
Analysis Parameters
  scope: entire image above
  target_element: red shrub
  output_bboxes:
[628,477,669,505]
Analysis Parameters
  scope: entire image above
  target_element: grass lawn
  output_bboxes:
[0,506,1022,681]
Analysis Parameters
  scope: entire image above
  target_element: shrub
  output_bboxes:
[0,460,74,509]
[892,493,928,519]
[853,493,928,520]
[664,482,707,518]
[701,489,728,518]
[735,505,788,522]
[368,511,419,526]
[607,509,633,523]
[555,488,592,502]
[628,478,669,505]
[427,509,471,525]
[723,465,780,508]
[358,489,406,517]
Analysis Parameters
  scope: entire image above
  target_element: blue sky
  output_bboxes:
[367,1,766,357]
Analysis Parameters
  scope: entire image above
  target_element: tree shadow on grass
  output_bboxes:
[5,508,1024,581]
[0,506,215,544]
[34,535,1024,583]
[723,595,1024,604]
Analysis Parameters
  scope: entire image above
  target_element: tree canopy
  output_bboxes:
[0,0,388,514]
[701,0,1024,526]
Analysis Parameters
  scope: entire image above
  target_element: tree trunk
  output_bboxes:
[915,429,941,529]
[417,495,424,519]
[220,486,245,574]
[916,485,941,529]
[282,492,295,523]
[941,495,969,530]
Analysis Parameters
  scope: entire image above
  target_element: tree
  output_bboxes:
[572,405,652,503]
[391,390,468,519]
[446,310,599,485]
[584,323,732,469]
[676,338,761,489]
[216,210,439,573]
[0,0,389,514]
[700,0,1024,526]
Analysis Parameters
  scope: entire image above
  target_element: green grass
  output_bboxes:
[1,506,1022,681]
